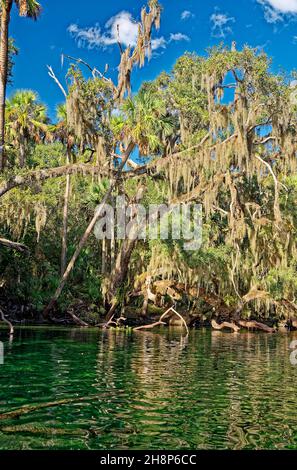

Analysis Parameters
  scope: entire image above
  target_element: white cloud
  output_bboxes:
[68,12,139,49]
[169,33,190,42]
[151,37,167,50]
[262,0,297,13]
[264,7,284,22]
[68,11,190,52]
[181,10,194,20]
[210,12,235,38]
[258,0,297,23]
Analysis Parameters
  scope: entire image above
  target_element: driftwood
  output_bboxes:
[238,320,275,333]
[0,394,104,421]
[134,307,189,335]
[211,319,240,333]
[0,307,14,335]
[134,321,166,331]
[160,308,189,335]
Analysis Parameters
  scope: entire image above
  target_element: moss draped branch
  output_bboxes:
[0,163,112,198]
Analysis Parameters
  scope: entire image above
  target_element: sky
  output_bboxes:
[8,0,297,120]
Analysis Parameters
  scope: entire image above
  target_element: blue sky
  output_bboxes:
[8,0,297,120]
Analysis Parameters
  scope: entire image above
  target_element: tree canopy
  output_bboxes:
[1,2,297,328]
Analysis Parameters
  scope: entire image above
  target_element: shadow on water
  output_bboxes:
[0,326,297,449]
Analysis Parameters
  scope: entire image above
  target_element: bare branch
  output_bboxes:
[47,65,67,98]
[62,54,116,89]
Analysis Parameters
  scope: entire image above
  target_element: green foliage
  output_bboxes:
[2,43,297,323]
[29,142,66,168]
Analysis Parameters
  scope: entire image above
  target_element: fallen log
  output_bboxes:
[238,320,275,333]
[134,321,166,331]
[211,319,240,333]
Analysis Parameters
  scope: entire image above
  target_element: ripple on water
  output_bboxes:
[1,328,297,449]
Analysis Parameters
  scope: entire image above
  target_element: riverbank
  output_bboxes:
[0,293,294,334]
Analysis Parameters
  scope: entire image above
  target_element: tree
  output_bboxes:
[43,0,162,316]
[120,88,176,157]
[55,103,72,276]
[0,0,42,171]
[104,88,177,317]
[6,89,47,167]
[2,9,297,328]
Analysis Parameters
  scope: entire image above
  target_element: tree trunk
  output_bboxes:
[0,0,12,171]
[105,186,145,320]
[43,142,135,317]
[61,174,70,275]
[105,236,139,321]
[60,148,71,276]
[101,238,106,274]
[19,135,26,168]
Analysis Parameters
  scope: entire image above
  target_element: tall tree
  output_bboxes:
[44,0,162,316]
[55,103,72,275]
[0,0,41,170]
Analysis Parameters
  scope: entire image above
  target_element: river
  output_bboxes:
[0,327,297,450]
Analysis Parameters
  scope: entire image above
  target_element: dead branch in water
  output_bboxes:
[160,307,189,335]
[238,320,275,333]
[211,319,240,333]
[0,394,104,421]
[134,321,166,331]
[134,307,189,335]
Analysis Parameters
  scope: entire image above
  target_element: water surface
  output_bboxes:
[0,327,297,450]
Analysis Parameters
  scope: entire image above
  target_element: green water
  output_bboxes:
[0,327,297,450]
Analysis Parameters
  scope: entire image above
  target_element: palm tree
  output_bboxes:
[0,0,42,170]
[6,89,47,167]
[120,88,175,157]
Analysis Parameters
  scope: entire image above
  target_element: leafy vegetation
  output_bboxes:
[1,1,297,328]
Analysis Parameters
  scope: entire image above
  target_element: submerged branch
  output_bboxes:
[238,320,275,333]
[211,319,240,333]
[0,394,104,421]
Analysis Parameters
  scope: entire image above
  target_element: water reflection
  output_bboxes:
[0,327,297,449]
